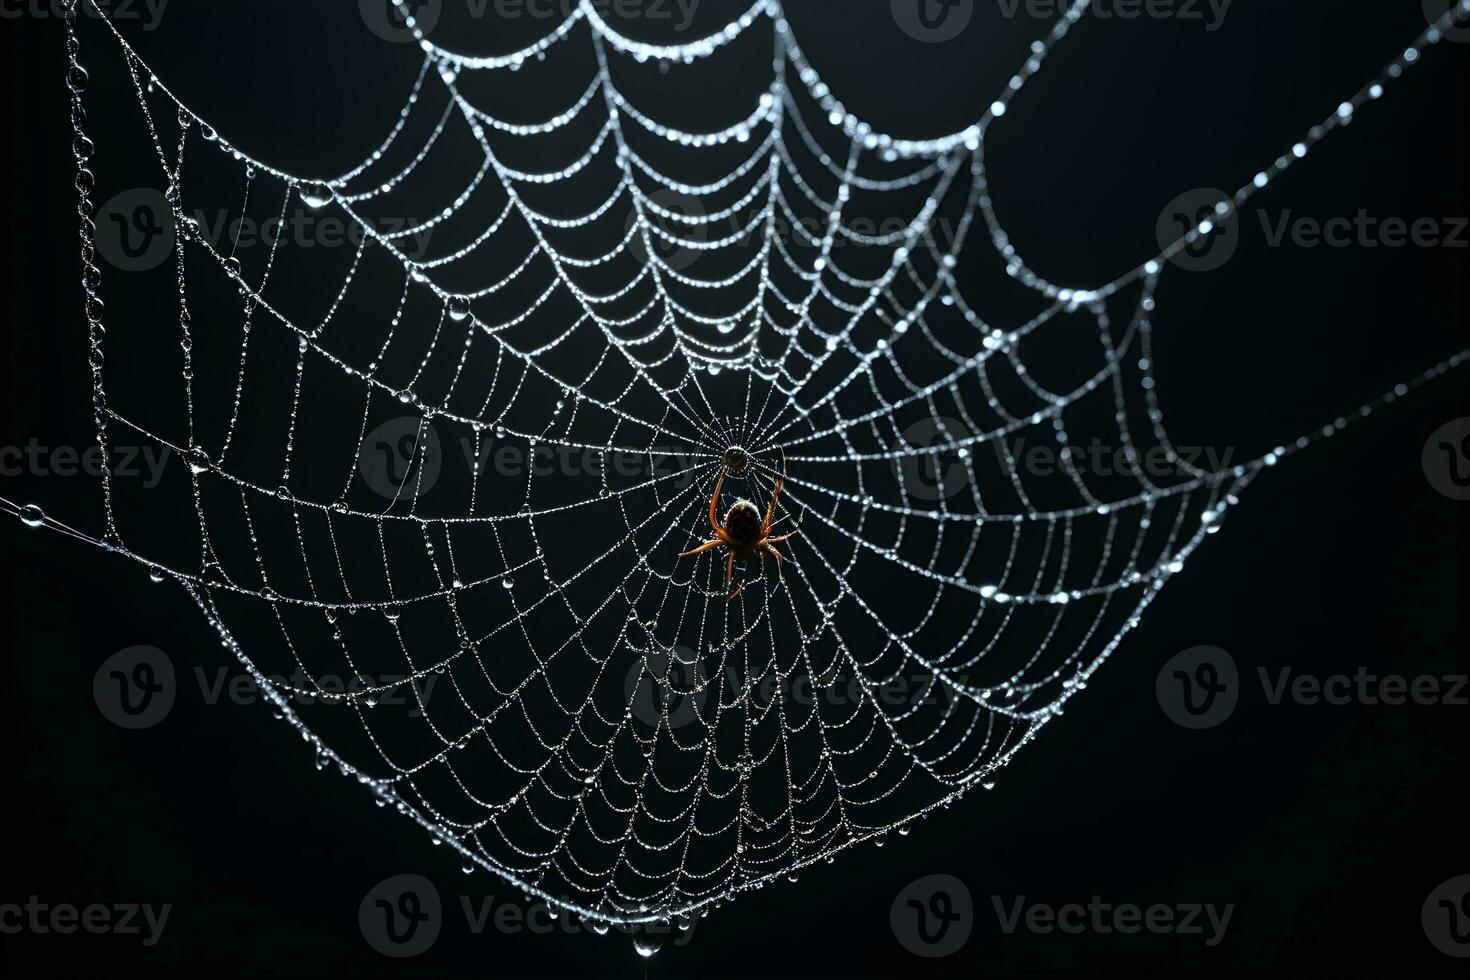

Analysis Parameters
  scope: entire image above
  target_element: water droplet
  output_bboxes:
[20,504,46,528]
[149,568,165,584]
[186,447,210,475]
[632,929,665,957]
[448,296,472,321]
[501,577,514,590]
[298,182,333,209]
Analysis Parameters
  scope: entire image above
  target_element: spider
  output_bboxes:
[679,452,799,601]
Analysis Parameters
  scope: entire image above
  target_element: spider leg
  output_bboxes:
[707,471,730,541]
[764,530,800,545]
[761,449,787,536]
[761,543,785,566]
[726,552,743,601]
[678,538,724,558]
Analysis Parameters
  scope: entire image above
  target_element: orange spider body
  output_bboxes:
[678,455,798,601]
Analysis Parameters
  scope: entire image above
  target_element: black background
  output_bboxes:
[2,1,1467,976]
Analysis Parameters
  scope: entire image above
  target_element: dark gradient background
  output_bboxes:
[2,1,1467,977]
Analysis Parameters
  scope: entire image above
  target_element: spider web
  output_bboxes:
[17,0,1470,937]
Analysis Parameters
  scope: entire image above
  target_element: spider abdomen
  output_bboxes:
[723,500,764,553]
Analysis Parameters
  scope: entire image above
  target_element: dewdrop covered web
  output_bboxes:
[14,0,1469,948]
